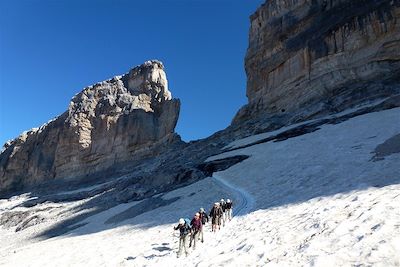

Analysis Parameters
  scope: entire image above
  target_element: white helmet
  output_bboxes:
[200,207,205,212]
[221,199,225,202]
[179,218,185,225]
[227,199,231,203]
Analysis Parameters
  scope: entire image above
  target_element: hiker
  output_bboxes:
[209,202,223,232]
[189,212,203,249]
[173,218,191,258]
[220,198,227,226]
[226,199,233,221]
[199,207,209,225]
[198,208,209,243]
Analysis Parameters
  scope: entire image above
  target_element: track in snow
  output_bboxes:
[212,173,255,216]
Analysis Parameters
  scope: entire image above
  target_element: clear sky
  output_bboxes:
[0,0,264,146]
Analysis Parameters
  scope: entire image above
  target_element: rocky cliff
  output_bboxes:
[0,60,181,194]
[234,0,400,124]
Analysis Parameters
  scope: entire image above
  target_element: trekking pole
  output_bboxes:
[172,231,175,249]
[172,231,179,246]
[189,230,193,248]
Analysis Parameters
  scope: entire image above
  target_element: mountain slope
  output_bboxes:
[1,107,399,266]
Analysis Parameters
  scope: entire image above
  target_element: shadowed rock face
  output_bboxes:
[0,60,181,194]
[233,0,400,124]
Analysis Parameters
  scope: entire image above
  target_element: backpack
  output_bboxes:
[200,212,208,224]
[184,218,192,230]
[211,207,222,217]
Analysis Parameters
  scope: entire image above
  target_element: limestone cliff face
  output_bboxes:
[0,60,181,194]
[234,0,400,123]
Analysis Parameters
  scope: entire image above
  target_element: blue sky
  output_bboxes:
[0,0,264,145]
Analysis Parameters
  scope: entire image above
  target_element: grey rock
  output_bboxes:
[0,60,181,195]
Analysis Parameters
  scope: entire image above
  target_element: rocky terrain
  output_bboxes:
[233,0,400,124]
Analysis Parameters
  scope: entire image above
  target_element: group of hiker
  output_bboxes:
[173,198,233,258]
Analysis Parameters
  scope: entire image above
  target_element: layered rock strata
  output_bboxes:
[0,61,181,194]
[234,0,400,123]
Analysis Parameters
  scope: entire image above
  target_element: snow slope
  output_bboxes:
[1,108,399,266]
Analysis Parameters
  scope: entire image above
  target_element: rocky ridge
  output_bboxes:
[0,60,181,195]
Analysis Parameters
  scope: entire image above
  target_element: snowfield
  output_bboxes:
[1,108,400,266]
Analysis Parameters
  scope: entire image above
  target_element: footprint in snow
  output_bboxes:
[236,244,246,251]
[153,246,172,252]
[144,253,169,259]
[371,223,382,231]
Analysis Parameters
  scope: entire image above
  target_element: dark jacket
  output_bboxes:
[220,201,227,212]
[190,217,202,232]
[199,211,209,224]
[226,202,232,209]
[209,206,223,218]
[174,223,191,237]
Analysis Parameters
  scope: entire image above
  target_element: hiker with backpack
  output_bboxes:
[220,199,227,227]
[173,218,191,258]
[199,207,209,225]
[226,199,233,221]
[189,212,203,250]
[209,202,223,232]
[198,208,209,243]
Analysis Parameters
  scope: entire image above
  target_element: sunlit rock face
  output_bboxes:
[0,60,181,194]
[233,0,400,124]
